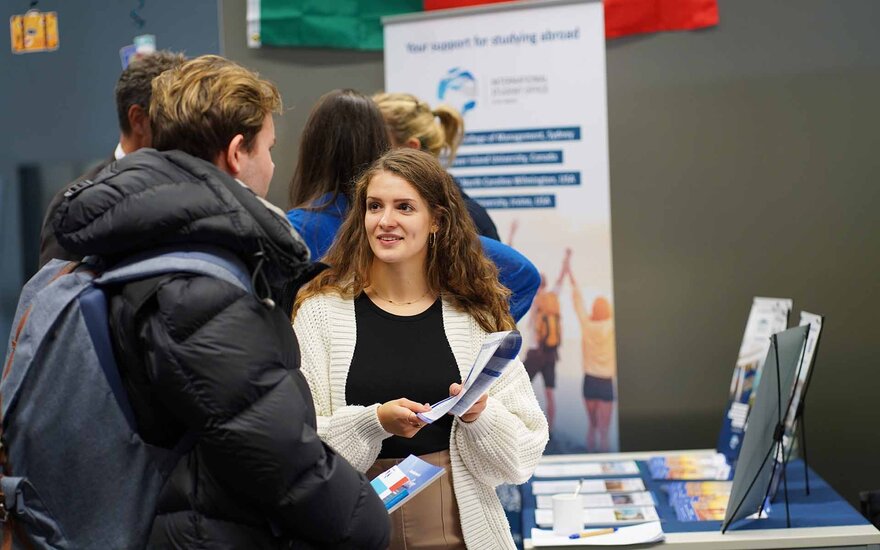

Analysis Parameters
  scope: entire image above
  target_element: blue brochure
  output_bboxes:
[370,454,447,514]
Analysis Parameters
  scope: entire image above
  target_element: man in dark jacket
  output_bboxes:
[39,50,185,267]
[53,55,390,548]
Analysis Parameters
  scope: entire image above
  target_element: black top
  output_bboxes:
[348,293,459,458]
[456,182,501,241]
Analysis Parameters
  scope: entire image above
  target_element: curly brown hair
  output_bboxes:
[294,148,514,333]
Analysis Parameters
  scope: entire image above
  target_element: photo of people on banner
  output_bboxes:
[382,0,617,454]
[510,224,617,453]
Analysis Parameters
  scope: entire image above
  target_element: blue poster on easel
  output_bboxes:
[717,297,792,467]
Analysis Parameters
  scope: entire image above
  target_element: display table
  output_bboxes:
[521,450,880,549]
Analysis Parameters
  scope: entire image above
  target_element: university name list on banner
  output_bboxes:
[384,0,617,453]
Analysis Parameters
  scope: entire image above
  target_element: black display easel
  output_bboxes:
[780,316,824,496]
[721,326,810,534]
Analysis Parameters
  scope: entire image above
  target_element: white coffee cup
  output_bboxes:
[551,494,583,536]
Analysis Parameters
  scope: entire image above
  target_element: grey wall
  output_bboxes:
[606,0,880,507]
[223,0,879,506]
[0,0,220,340]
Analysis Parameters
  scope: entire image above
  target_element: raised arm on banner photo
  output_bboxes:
[520,245,571,435]
[568,260,617,453]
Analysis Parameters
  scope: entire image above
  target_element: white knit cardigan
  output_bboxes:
[293,293,549,549]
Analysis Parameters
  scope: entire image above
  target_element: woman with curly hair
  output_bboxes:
[286,89,539,321]
[293,148,548,549]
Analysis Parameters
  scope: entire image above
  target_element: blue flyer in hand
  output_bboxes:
[370,455,447,514]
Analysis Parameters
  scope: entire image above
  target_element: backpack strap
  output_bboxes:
[95,246,253,292]
[78,287,136,431]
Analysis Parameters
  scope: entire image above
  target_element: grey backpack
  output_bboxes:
[0,248,252,549]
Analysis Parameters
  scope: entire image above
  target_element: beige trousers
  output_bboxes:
[367,449,466,550]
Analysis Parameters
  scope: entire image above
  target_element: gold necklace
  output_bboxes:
[369,287,432,306]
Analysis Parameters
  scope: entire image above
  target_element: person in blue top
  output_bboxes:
[286,89,539,321]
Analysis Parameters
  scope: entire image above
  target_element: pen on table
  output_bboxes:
[569,527,616,539]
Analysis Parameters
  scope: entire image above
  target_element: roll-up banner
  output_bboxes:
[384,0,617,453]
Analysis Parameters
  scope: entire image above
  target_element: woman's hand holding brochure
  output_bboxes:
[378,398,432,437]
[449,382,488,423]
[417,330,522,424]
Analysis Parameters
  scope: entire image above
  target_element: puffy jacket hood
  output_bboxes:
[54,148,310,288]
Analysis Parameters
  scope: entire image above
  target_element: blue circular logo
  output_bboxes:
[438,67,477,116]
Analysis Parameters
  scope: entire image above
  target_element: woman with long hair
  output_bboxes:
[287,88,390,260]
[293,148,548,549]
[286,89,539,321]
[373,91,500,240]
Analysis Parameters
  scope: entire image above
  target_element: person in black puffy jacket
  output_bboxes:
[52,55,390,549]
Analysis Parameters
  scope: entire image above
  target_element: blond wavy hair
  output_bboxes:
[373,92,464,165]
[150,55,281,162]
[294,149,514,333]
